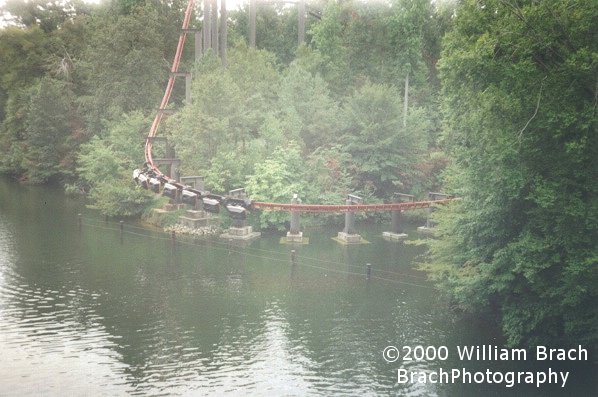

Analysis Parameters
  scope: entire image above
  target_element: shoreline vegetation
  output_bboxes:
[1,0,595,352]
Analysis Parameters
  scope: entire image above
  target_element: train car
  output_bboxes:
[225,204,246,220]
[162,183,178,199]
[149,178,161,193]
[181,189,198,206]
[202,197,220,214]
[137,173,149,189]
[225,197,252,209]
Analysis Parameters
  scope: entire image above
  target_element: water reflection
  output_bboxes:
[0,178,595,396]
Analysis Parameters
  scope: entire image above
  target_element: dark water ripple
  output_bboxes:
[2,179,594,396]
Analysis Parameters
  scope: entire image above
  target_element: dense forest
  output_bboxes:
[0,0,596,350]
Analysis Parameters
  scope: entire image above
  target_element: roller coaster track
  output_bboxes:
[251,199,455,213]
[145,0,195,173]
[141,0,456,214]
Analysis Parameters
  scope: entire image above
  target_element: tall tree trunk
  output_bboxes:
[249,0,256,48]
[211,0,218,52]
[203,0,211,53]
[403,71,409,128]
[298,0,305,45]
[220,0,228,66]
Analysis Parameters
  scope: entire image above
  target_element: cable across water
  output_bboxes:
[78,216,435,290]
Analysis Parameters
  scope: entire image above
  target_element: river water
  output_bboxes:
[0,178,595,396]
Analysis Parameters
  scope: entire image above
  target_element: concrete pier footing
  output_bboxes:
[333,231,369,245]
[281,231,309,245]
[286,231,303,242]
[179,209,219,229]
[220,225,261,241]
[337,231,362,243]
[417,226,435,235]
[382,231,408,241]
[152,203,186,216]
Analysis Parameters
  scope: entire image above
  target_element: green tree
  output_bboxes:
[224,44,281,142]
[167,53,246,176]
[0,26,50,125]
[304,145,354,206]
[341,82,427,197]
[306,0,353,97]
[0,88,32,176]
[89,178,153,218]
[246,143,308,229]
[77,1,181,135]
[308,0,436,100]
[77,111,147,186]
[426,0,598,348]
[0,15,89,181]
[167,47,280,191]
[22,77,75,183]
[229,2,315,64]
[279,63,342,150]
[1,0,92,32]
[76,111,153,217]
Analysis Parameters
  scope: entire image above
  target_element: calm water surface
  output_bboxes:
[0,178,595,396]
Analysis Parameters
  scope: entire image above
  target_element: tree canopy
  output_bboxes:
[424,0,597,348]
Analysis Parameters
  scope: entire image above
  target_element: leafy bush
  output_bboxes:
[88,178,153,218]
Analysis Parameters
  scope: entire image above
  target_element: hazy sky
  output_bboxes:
[0,0,248,10]
[0,0,249,27]
[84,0,248,9]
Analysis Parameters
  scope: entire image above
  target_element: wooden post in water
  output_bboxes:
[366,263,372,280]
[171,230,176,246]
[120,220,124,243]
[291,249,297,266]
[78,213,82,231]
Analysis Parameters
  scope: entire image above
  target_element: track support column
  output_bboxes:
[383,193,413,241]
[285,194,306,244]
[334,194,367,244]
[220,188,260,241]
[417,192,451,234]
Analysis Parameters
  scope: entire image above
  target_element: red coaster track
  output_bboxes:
[145,0,195,174]
[142,0,456,213]
[251,199,456,213]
